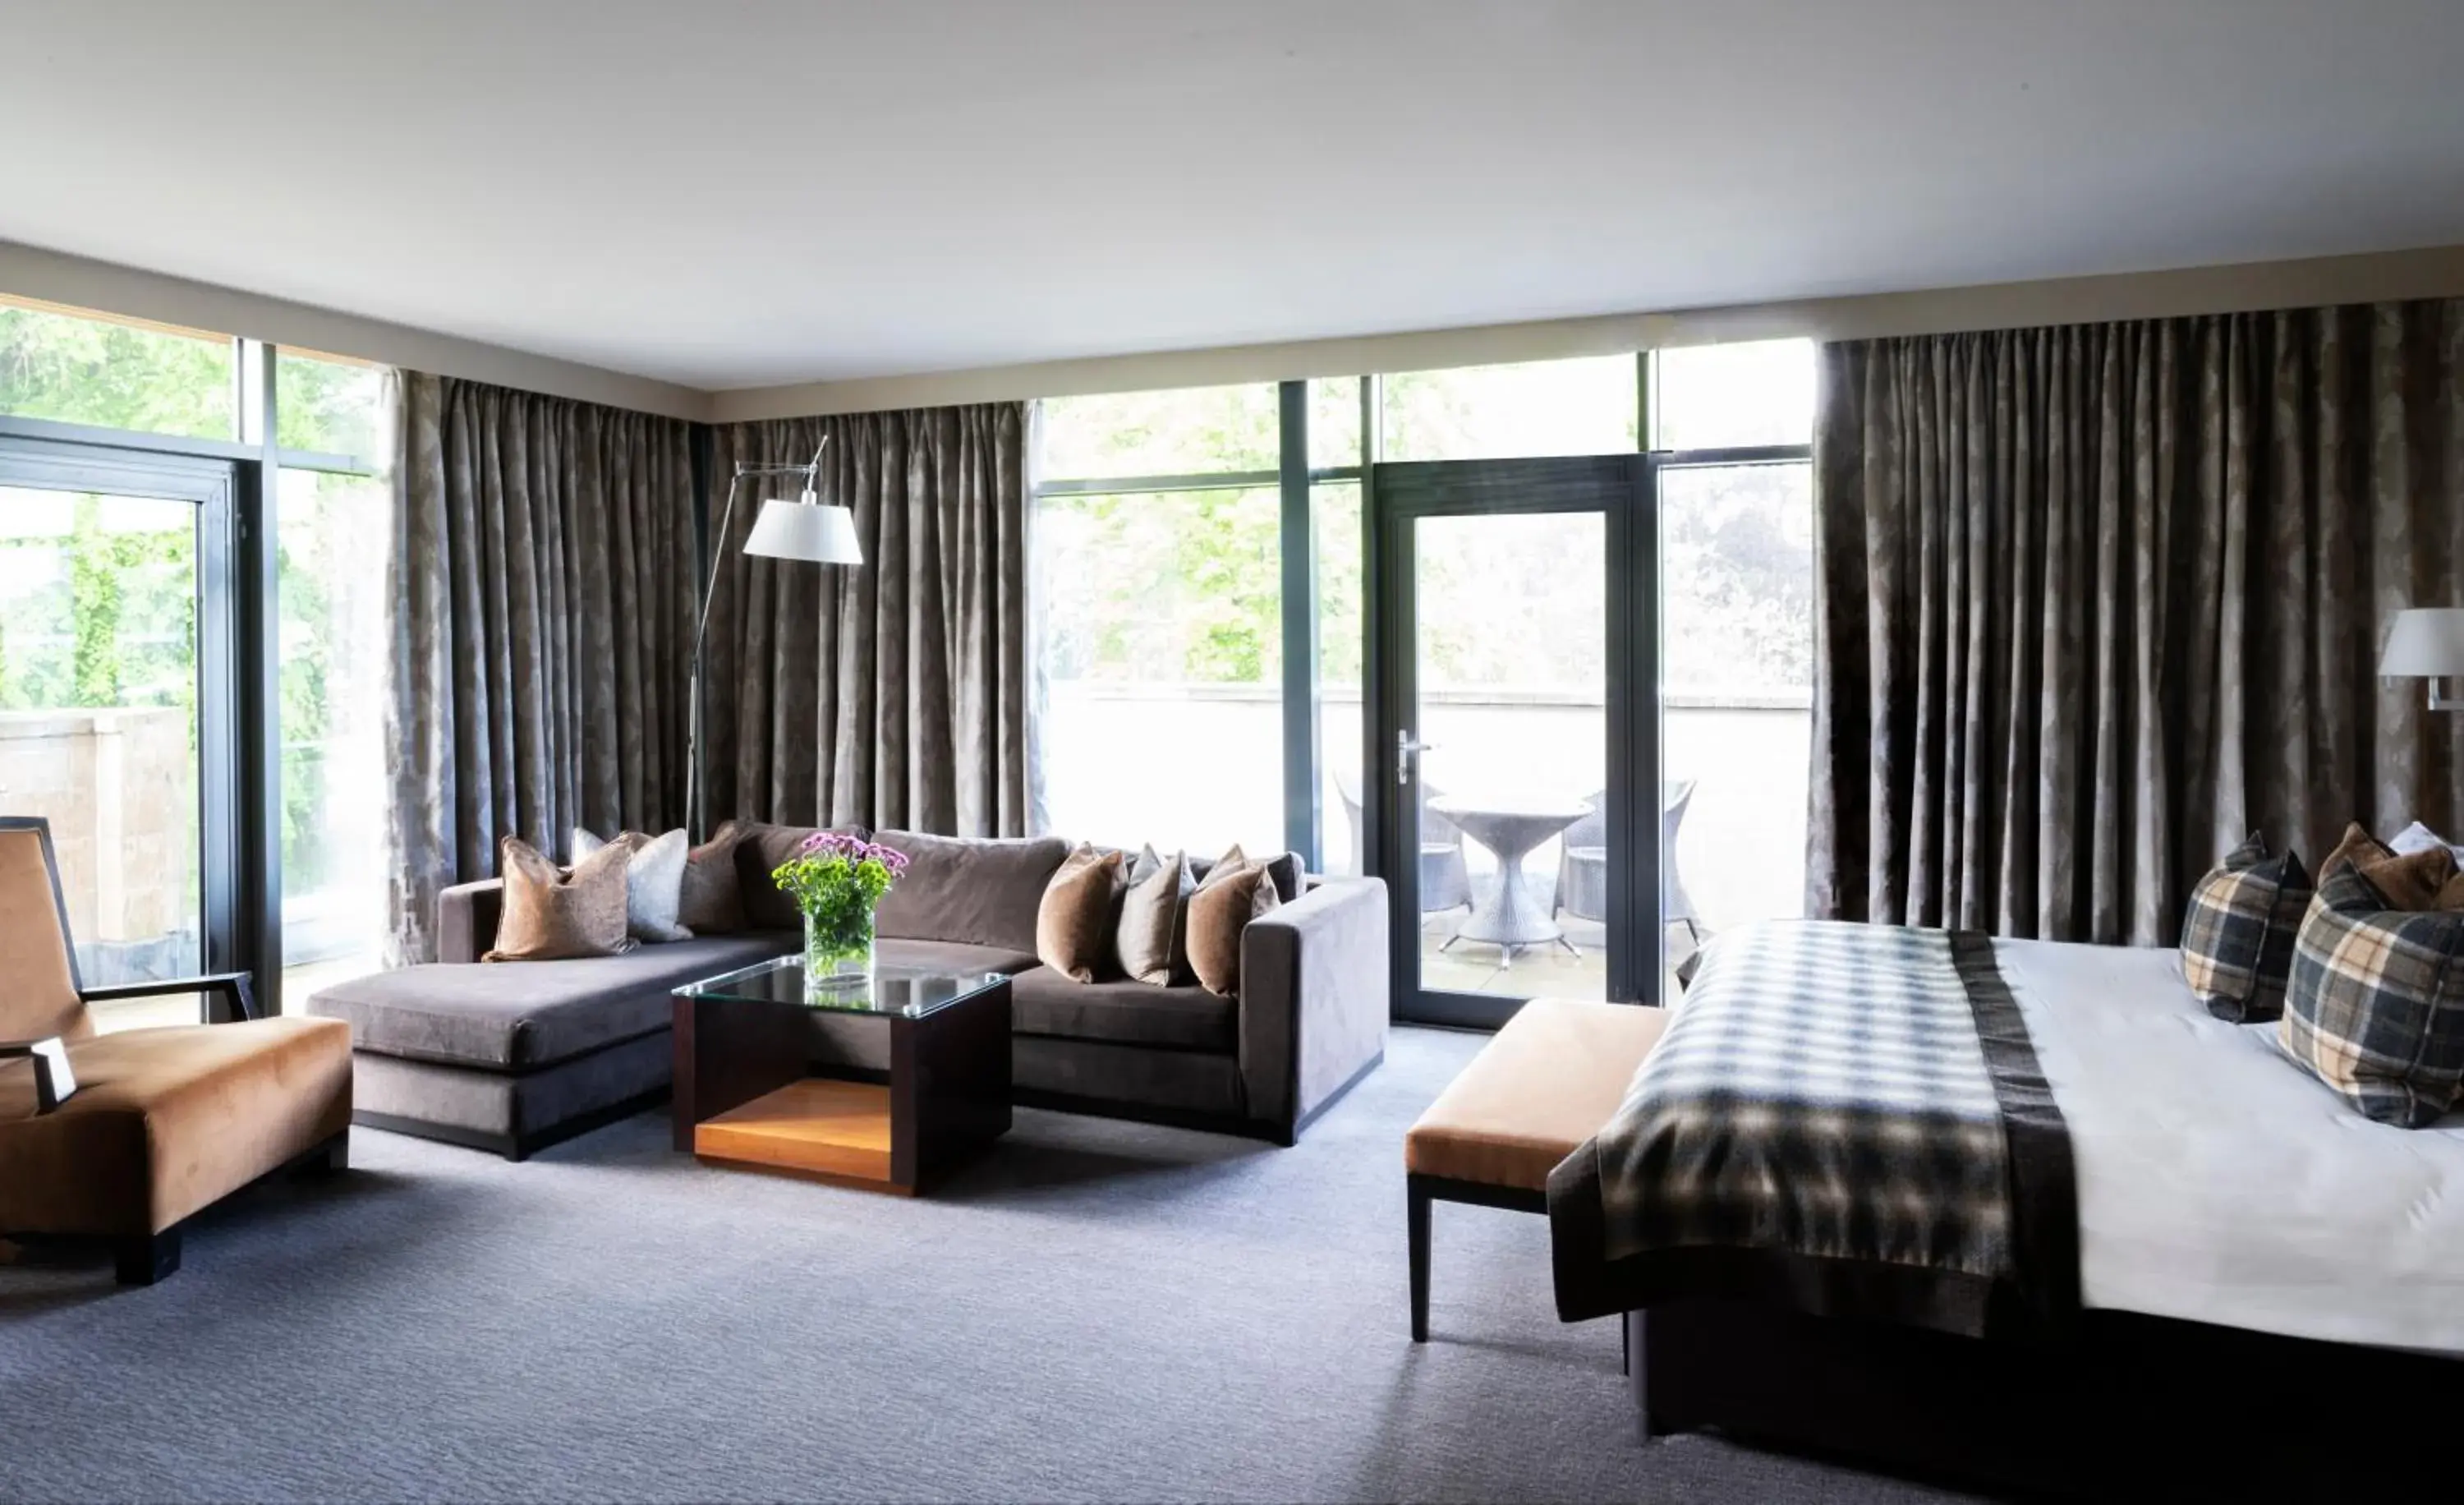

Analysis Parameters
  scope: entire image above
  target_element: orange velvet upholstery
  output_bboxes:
[0,1017,353,1236]
[0,826,93,1044]
[1404,997,1668,1191]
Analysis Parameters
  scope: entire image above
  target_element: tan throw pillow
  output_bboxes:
[1186,848,1281,996]
[1117,845,1194,987]
[485,835,634,961]
[677,821,747,934]
[2319,822,2460,911]
[1037,844,1125,983]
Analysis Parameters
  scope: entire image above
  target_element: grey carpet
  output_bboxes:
[0,1026,1974,1504]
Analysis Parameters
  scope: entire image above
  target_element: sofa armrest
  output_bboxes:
[1239,877,1390,1141]
[437,879,506,964]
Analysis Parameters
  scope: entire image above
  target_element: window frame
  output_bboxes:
[0,324,384,1016]
[1032,349,1815,878]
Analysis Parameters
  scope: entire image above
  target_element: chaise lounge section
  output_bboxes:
[310,826,1388,1157]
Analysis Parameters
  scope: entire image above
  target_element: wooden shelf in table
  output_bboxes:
[672,972,1013,1195]
[694,1078,894,1185]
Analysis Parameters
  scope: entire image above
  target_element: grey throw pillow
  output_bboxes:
[1116,845,1194,987]
[574,826,694,944]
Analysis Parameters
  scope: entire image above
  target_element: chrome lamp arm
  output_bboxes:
[687,442,829,840]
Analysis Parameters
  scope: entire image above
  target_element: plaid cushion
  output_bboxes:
[2278,864,2464,1128]
[2179,833,2312,1022]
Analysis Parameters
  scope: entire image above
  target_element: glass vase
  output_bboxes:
[802,904,876,991]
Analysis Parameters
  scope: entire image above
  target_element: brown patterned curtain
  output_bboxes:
[385,372,696,963]
[1810,301,2464,945]
[701,403,1029,837]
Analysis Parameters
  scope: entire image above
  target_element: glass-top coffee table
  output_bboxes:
[670,957,1013,1195]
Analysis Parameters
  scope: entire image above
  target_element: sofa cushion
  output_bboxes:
[733,822,867,932]
[486,835,634,961]
[1188,851,1281,997]
[310,932,796,1071]
[678,822,749,935]
[1007,965,1237,1052]
[1116,845,1195,987]
[574,826,693,943]
[1037,844,1126,983]
[872,831,1069,953]
[1188,849,1306,904]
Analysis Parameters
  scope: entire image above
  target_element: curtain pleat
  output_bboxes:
[1810,301,2464,944]
[384,373,696,964]
[702,403,1028,838]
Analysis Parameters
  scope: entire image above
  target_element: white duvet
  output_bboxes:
[1994,937,2464,1355]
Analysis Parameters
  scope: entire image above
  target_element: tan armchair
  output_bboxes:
[0,818,353,1284]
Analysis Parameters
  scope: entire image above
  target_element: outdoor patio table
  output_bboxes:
[1426,794,1592,966]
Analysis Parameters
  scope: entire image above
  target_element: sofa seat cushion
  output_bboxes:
[1007,965,1237,1052]
[310,933,795,1071]
[875,937,1041,978]
[0,1016,354,1236]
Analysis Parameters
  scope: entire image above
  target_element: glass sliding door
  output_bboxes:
[1371,456,1658,1028]
[0,439,239,1029]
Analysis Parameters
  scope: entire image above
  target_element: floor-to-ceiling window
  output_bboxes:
[1032,384,1289,856]
[0,293,391,1021]
[1030,340,1814,1016]
[273,352,390,996]
[1648,339,1816,946]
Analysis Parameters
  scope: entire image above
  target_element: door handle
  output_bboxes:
[1396,730,1437,786]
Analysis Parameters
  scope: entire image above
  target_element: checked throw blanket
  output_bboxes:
[1547,921,2078,1337]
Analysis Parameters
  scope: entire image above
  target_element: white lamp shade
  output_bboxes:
[743,495,862,565]
[2379,608,2464,676]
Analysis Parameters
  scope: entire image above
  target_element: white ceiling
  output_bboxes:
[5,0,2463,393]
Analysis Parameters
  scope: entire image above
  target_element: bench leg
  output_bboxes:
[1408,1176,1432,1342]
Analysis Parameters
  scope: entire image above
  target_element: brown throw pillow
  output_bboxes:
[2319,822,2460,911]
[1037,844,1125,983]
[677,821,747,934]
[485,835,634,961]
[1186,849,1281,996]
[1116,845,1194,987]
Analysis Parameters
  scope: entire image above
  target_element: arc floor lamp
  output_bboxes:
[687,440,863,839]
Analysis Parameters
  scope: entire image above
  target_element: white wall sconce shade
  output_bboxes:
[2380,607,2464,712]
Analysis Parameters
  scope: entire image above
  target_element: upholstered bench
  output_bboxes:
[1403,996,1669,1342]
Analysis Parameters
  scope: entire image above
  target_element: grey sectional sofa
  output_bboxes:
[310,827,1388,1158]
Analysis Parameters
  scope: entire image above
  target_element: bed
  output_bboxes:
[1547,922,2464,1497]
[2002,937,2464,1353]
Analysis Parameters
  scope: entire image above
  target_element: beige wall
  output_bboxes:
[0,239,710,421]
[710,244,2464,419]
[14,237,2464,424]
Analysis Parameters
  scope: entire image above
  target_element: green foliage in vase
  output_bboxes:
[773,833,909,959]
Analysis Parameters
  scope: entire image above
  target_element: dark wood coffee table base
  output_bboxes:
[672,976,1011,1194]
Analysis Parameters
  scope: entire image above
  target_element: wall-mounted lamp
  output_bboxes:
[2379,607,2464,712]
